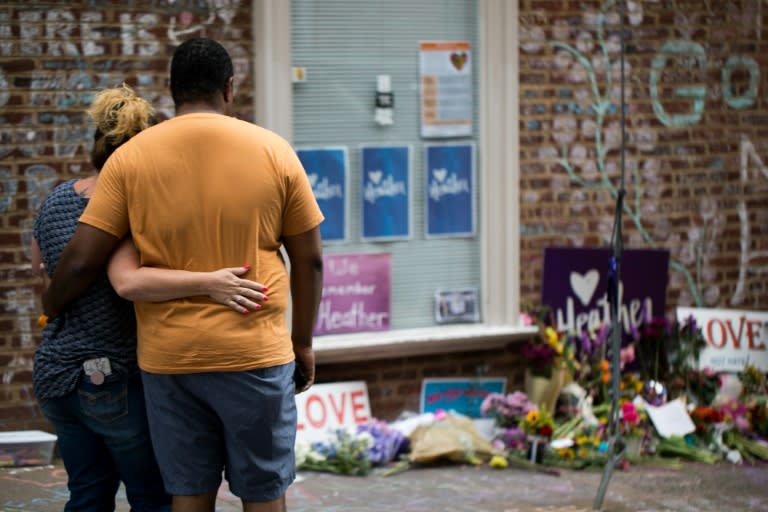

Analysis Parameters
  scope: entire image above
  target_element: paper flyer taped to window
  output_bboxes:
[419,41,473,138]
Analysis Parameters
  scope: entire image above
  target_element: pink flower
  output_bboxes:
[619,344,636,370]
[520,312,534,326]
[621,402,639,425]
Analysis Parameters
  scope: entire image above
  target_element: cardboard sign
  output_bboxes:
[643,398,696,439]
[541,247,670,337]
[360,145,411,240]
[420,378,507,418]
[425,144,475,238]
[677,307,768,372]
[296,381,371,442]
[297,147,348,242]
[314,253,391,336]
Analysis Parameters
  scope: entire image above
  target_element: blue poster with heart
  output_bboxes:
[297,147,347,242]
[425,144,475,237]
[361,145,410,240]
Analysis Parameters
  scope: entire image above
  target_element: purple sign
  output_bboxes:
[541,247,670,336]
[314,253,391,336]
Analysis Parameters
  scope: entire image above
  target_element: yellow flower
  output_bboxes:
[634,380,644,392]
[557,447,575,461]
[526,410,540,424]
[489,454,508,469]
[37,314,48,328]
[578,447,591,458]
[599,359,610,372]
[575,435,589,446]
[544,326,558,346]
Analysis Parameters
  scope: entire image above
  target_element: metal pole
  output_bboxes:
[593,0,628,509]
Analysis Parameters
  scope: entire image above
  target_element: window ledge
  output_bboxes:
[314,324,538,364]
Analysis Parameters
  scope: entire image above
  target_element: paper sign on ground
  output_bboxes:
[296,381,371,442]
[643,398,696,439]
[420,378,506,418]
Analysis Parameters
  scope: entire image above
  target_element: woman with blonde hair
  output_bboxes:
[31,84,266,511]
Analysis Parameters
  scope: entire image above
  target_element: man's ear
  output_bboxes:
[223,76,235,104]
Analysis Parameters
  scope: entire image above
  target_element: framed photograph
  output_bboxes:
[434,287,480,324]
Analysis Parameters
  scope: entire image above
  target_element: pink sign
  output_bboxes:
[314,253,391,335]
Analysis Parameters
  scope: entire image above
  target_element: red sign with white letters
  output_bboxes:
[677,307,768,372]
[295,381,371,442]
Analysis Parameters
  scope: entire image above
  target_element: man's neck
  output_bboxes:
[175,101,225,117]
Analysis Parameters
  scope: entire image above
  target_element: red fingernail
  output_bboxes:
[242,263,251,270]
[262,287,269,292]
[241,310,249,315]
[262,296,268,301]
[255,304,262,309]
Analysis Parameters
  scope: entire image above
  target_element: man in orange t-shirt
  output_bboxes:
[44,38,324,512]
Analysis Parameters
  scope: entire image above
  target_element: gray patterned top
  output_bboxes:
[33,180,138,400]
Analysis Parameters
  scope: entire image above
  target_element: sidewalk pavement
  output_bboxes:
[1,458,766,511]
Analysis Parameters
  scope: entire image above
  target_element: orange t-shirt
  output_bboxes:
[80,113,324,374]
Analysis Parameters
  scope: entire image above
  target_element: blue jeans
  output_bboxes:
[39,372,171,512]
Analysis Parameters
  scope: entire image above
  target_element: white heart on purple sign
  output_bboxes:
[570,269,599,306]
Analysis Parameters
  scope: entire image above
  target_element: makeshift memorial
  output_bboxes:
[520,407,555,464]
[296,427,373,476]
[295,416,410,476]
[665,314,708,399]
[520,305,576,413]
[620,401,647,456]
[356,418,409,466]
[408,412,495,466]
[480,391,535,453]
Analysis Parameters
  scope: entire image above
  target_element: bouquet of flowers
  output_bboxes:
[481,391,536,427]
[520,407,555,439]
[520,305,575,378]
[356,419,409,466]
[481,391,536,451]
[296,427,373,476]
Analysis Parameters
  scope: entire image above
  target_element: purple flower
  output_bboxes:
[357,420,408,466]
[500,426,527,450]
[579,331,592,355]
[595,324,610,346]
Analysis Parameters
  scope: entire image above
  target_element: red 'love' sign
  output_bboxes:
[677,307,768,372]
[295,381,371,442]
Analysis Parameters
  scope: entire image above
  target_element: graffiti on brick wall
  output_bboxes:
[0,3,251,398]
[733,136,768,307]
[0,1,250,191]
[522,0,768,308]
[3,288,36,385]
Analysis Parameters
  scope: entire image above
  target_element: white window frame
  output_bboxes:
[252,0,533,363]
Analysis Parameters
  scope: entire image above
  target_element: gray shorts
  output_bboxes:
[141,363,296,502]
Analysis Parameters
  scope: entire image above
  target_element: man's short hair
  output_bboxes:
[170,38,234,107]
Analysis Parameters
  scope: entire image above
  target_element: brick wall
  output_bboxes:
[2,1,768,432]
[316,345,528,422]
[0,0,254,431]
[518,0,768,313]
